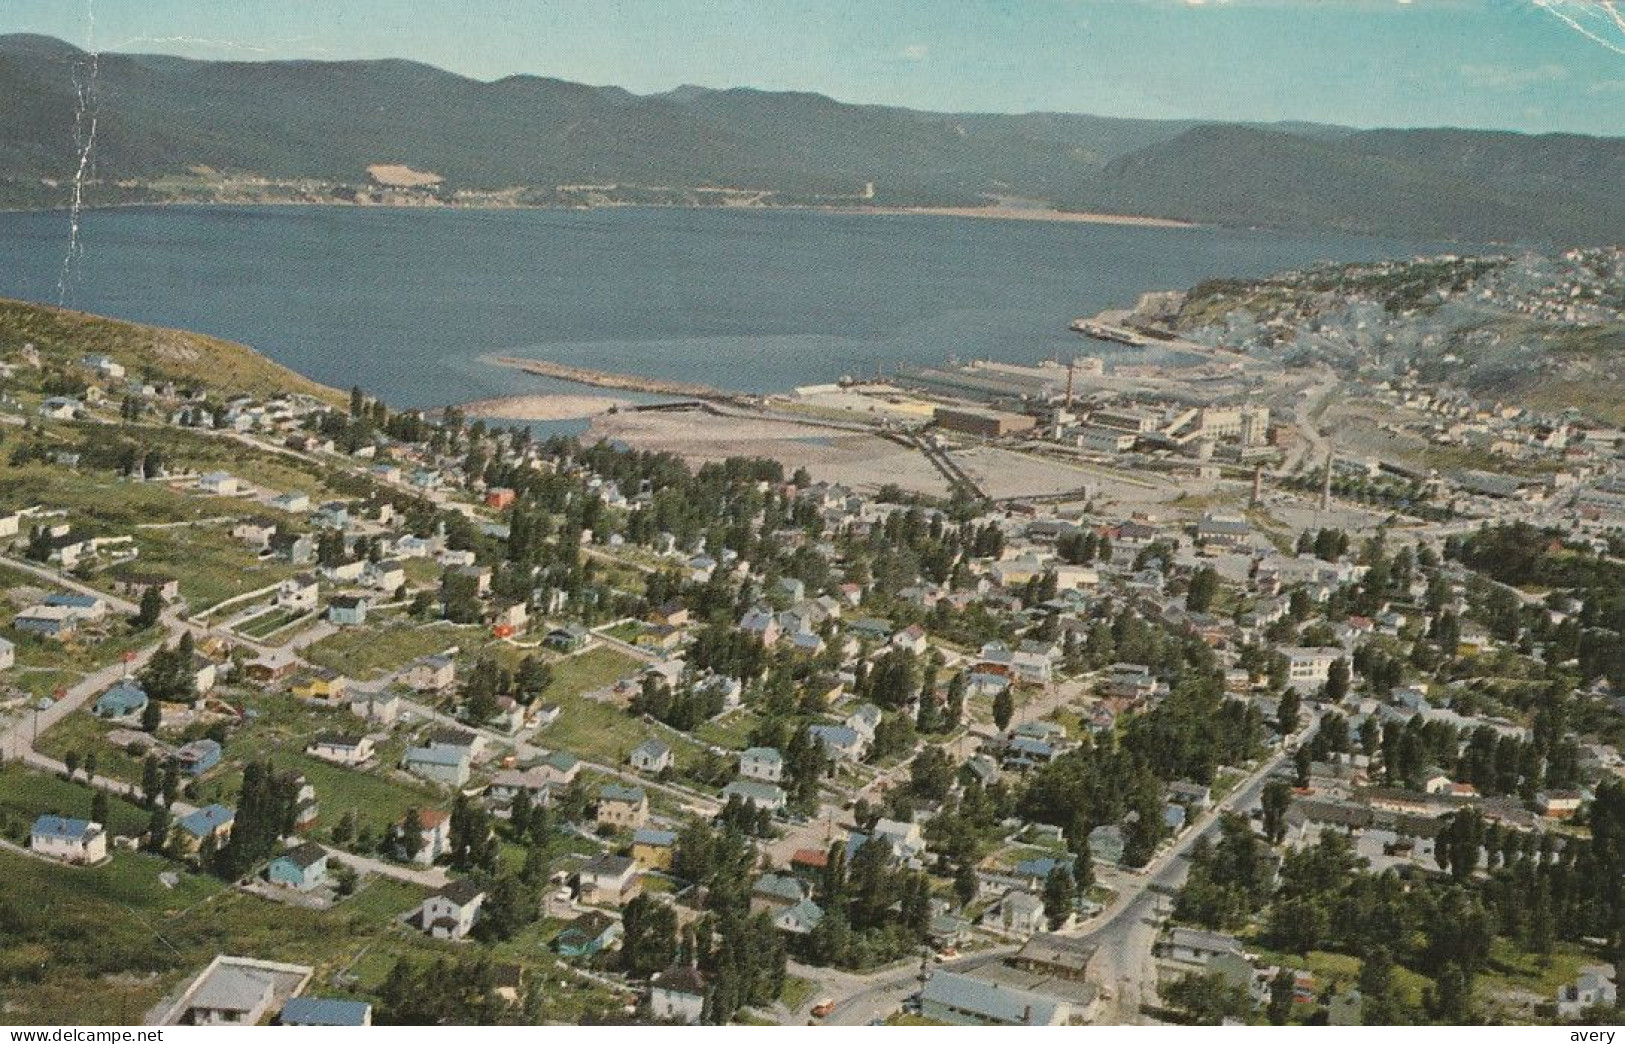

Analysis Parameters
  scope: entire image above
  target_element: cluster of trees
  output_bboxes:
[137,632,198,704]
[624,821,788,1023]
[803,834,934,969]
[206,759,304,880]
[459,655,553,724]
[1173,781,1625,1023]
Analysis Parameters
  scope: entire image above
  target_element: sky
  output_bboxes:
[5,0,1625,135]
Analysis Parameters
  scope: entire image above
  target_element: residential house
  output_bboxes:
[305,732,374,766]
[1155,927,1244,967]
[773,898,825,935]
[486,767,555,806]
[349,691,400,726]
[1280,646,1342,693]
[751,873,808,914]
[267,842,330,891]
[629,739,672,774]
[402,655,456,692]
[553,913,623,958]
[631,827,678,871]
[30,815,107,864]
[0,636,12,670]
[174,739,223,776]
[93,682,148,722]
[245,649,299,682]
[596,785,649,830]
[534,750,581,787]
[418,879,485,940]
[1087,825,1125,865]
[182,962,277,1026]
[12,605,78,640]
[402,744,471,787]
[197,472,241,496]
[808,723,866,761]
[649,968,707,1024]
[291,669,348,703]
[722,779,787,812]
[739,746,784,784]
[1556,966,1617,1018]
[983,890,1047,936]
[175,804,236,853]
[402,809,451,866]
[577,853,641,905]
[326,595,368,626]
[268,532,316,565]
[276,572,320,614]
[279,999,372,1027]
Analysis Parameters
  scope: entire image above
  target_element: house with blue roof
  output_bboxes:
[279,998,372,1027]
[30,815,107,864]
[553,913,622,958]
[808,723,866,761]
[176,804,235,853]
[267,842,329,891]
[43,593,108,622]
[174,738,222,776]
[93,682,148,722]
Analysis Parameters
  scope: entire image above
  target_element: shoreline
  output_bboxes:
[0,196,1197,229]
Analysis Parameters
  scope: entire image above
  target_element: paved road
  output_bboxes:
[1061,708,1322,1023]
[813,709,1319,1027]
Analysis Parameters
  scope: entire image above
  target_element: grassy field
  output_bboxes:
[132,523,296,609]
[303,620,477,678]
[534,646,715,767]
[35,710,153,789]
[0,297,342,405]
[0,763,152,838]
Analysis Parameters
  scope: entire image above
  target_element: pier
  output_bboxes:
[487,355,741,402]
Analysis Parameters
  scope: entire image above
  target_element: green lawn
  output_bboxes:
[0,763,152,839]
[132,524,297,609]
[303,620,477,678]
[35,710,153,789]
[780,974,815,1011]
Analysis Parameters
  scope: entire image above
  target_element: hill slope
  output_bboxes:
[0,296,341,404]
[1,34,1622,243]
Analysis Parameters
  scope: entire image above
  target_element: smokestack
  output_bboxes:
[1320,451,1334,512]
[1065,360,1076,409]
[1251,466,1263,507]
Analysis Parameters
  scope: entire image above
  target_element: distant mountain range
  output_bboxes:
[2,33,1622,245]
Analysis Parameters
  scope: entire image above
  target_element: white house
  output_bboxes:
[30,815,107,864]
[197,472,241,496]
[629,739,673,774]
[648,968,707,1024]
[982,890,1046,936]
[305,733,374,767]
[1280,646,1342,693]
[739,746,784,784]
[277,575,320,613]
[418,880,485,940]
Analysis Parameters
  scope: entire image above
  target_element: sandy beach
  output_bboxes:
[462,393,632,421]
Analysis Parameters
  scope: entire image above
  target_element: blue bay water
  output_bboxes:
[0,205,1439,409]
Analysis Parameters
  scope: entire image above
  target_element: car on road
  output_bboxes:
[810,999,836,1018]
